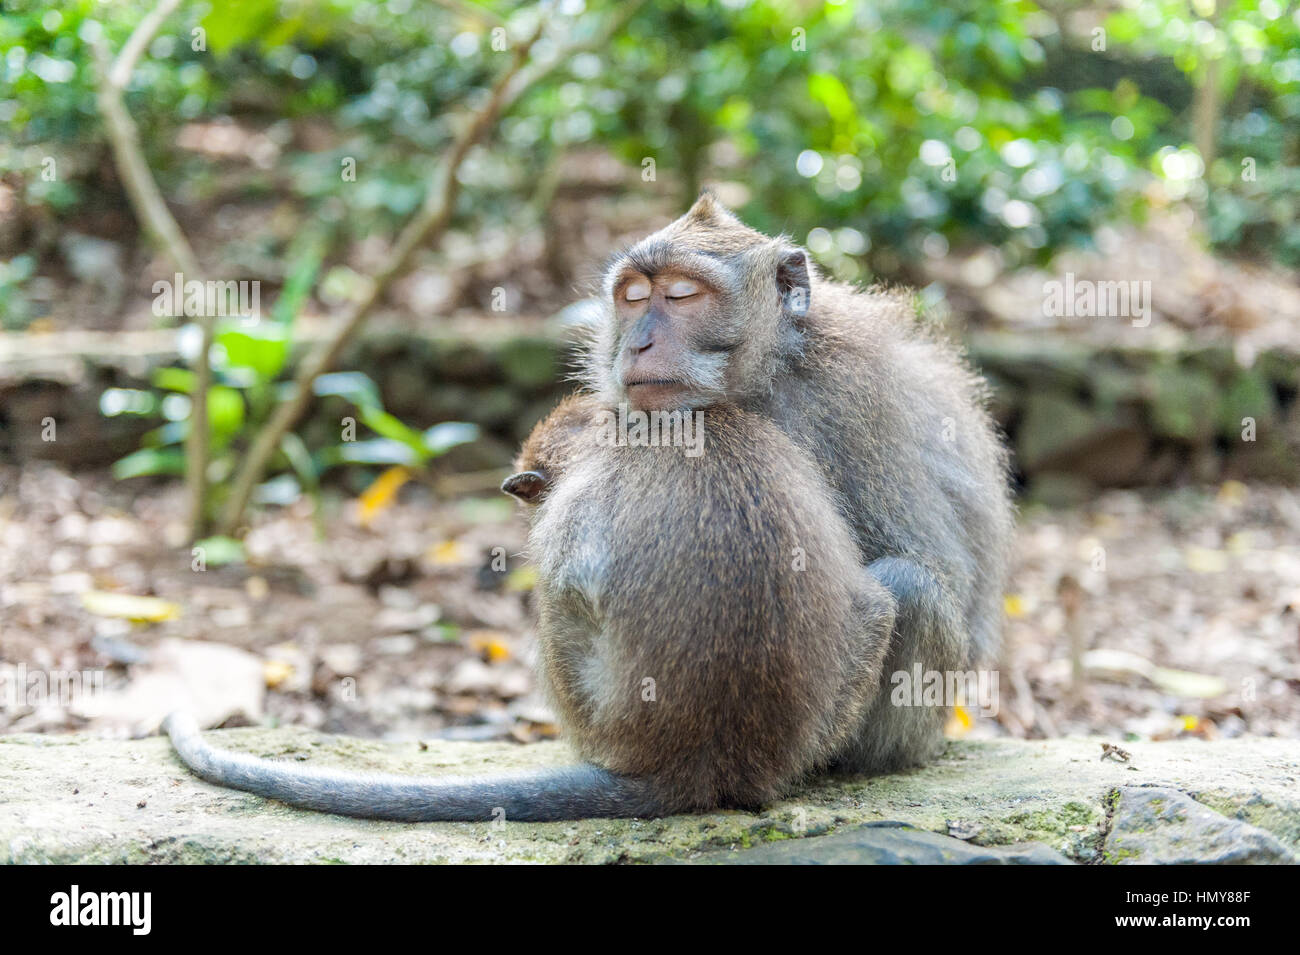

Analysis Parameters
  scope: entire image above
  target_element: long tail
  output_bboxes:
[163,712,666,821]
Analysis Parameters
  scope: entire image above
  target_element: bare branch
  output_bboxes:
[503,0,645,110]
[90,1,213,542]
[108,0,185,90]
[89,34,200,275]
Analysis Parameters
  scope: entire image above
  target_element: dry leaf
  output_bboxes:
[427,538,468,566]
[71,638,263,735]
[359,466,410,526]
[1216,480,1247,505]
[944,705,973,737]
[1184,546,1228,574]
[467,630,512,663]
[505,565,538,592]
[81,590,181,623]
[263,659,295,689]
[1151,667,1227,699]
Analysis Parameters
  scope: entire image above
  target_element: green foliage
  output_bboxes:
[4,0,1298,276]
[101,321,478,513]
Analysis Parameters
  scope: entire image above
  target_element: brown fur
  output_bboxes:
[515,394,896,811]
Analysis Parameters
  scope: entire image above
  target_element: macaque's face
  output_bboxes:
[610,268,729,412]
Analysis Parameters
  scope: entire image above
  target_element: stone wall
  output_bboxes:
[2,322,1297,493]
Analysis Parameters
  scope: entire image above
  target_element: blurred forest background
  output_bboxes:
[1,0,1298,749]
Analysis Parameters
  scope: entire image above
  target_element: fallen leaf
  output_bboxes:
[504,565,538,592]
[467,630,512,663]
[71,638,263,735]
[1184,546,1228,574]
[944,705,973,737]
[263,659,295,689]
[428,538,468,566]
[1152,667,1228,699]
[1082,648,1155,685]
[1216,480,1247,505]
[359,466,410,526]
[81,590,181,623]
[1225,531,1253,555]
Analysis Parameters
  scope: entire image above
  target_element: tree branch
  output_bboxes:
[90,0,214,542]
[109,0,185,89]
[214,2,646,536]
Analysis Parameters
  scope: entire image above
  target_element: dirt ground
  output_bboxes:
[1,463,1297,746]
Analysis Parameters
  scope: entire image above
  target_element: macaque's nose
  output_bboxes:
[629,314,657,353]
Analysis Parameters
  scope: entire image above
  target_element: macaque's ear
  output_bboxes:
[501,470,550,505]
[776,246,811,318]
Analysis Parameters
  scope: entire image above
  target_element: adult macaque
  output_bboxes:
[581,193,1014,769]
[167,395,897,819]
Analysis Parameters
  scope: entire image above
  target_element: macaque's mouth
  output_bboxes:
[624,379,690,411]
[625,379,684,389]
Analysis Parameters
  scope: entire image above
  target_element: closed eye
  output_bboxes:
[696,337,739,354]
[666,279,700,299]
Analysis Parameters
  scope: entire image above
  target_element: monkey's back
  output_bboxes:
[529,405,886,812]
[780,282,1015,669]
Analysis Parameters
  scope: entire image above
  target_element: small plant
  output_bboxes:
[100,319,478,527]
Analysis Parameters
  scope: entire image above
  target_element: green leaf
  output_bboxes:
[332,438,419,466]
[112,448,186,480]
[153,367,197,393]
[207,386,247,449]
[808,73,855,125]
[142,420,188,448]
[279,432,320,491]
[313,371,383,411]
[100,388,157,417]
[201,0,285,53]
[360,406,426,454]
[215,323,290,382]
[192,536,246,567]
[423,421,479,455]
[253,473,302,506]
[273,233,327,326]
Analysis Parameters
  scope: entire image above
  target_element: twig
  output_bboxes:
[109,0,185,88]
[502,1,645,109]
[215,1,647,536]
[90,0,213,541]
